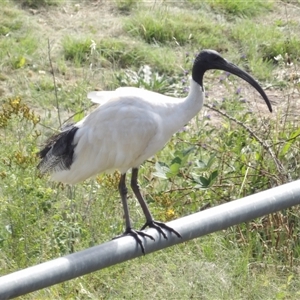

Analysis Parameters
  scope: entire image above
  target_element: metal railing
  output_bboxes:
[1,180,300,299]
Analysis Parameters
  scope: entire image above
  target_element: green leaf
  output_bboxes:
[182,146,196,157]
[196,160,207,170]
[73,111,85,123]
[171,156,182,165]
[290,127,300,139]
[206,153,216,168]
[153,162,169,179]
[191,172,201,184]
[280,127,300,157]
[280,141,292,158]
[209,170,218,183]
[199,176,209,188]
[166,162,181,178]
[191,169,218,188]
[13,56,26,69]
[191,173,209,187]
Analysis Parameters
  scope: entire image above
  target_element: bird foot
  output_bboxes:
[113,228,155,254]
[140,220,182,240]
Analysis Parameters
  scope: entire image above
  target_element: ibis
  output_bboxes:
[38,49,272,254]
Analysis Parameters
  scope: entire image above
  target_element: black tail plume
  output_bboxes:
[38,125,79,174]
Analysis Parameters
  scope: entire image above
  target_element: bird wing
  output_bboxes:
[41,86,184,184]
[87,87,158,105]
[48,93,163,184]
[87,91,116,105]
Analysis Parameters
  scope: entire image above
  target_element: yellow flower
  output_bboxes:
[10,97,21,109]
[165,208,175,220]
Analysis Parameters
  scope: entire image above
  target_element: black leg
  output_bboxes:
[115,173,155,254]
[131,168,182,239]
[118,173,131,230]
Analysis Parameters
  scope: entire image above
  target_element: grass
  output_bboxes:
[62,36,179,75]
[62,36,92,66]
[208,0,273,17]
[115,0,141,13]
[186,0,273,14]
[98,38,179,72]
[0,0,300,299]
[231,18,300,80]
[124,8,230,51]
[15,0,63,8]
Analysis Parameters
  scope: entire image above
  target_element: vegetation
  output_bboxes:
[1,0,300,298]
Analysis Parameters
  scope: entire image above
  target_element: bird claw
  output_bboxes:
[113,228,155,255]
[141,220,182,239]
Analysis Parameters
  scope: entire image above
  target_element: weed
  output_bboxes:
[123,9,230,51]
[16,0,63,8]
[62,36,92,67]
[261,37,300,62]
[91,38,178,73]
[231,19,287,79]
[232,18,300,64]
[115,0,141,13]
[0,34,38,69]
[0,97,40,128]
[0,18,22,35]
[208,0,273,16]
[116,65,172,94]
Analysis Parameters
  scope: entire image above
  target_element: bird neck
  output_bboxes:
[181,79,204,121]
[163,79,204,136]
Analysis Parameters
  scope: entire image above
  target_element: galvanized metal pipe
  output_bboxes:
[1,180,300,299]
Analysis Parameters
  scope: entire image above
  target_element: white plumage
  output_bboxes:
[38,50,272,253]
[50,81,203,183]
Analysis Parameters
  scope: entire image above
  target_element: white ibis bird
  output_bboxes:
[38,49,272,254]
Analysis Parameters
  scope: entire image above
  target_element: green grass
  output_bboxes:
[62,36,93,67]
[187,0,273,16]
[15,0,63,8]
[62,35,181,74]
[208,0,273,16]
[230,18,300,80]
[124,8,230,51]
[100,38,180,73]
[1,0,300,299]
[115,0,141,13]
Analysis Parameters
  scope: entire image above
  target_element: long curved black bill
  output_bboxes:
[193,50,272,112]
[218,61,272,112]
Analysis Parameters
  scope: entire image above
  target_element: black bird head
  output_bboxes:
[192,49,272,112]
